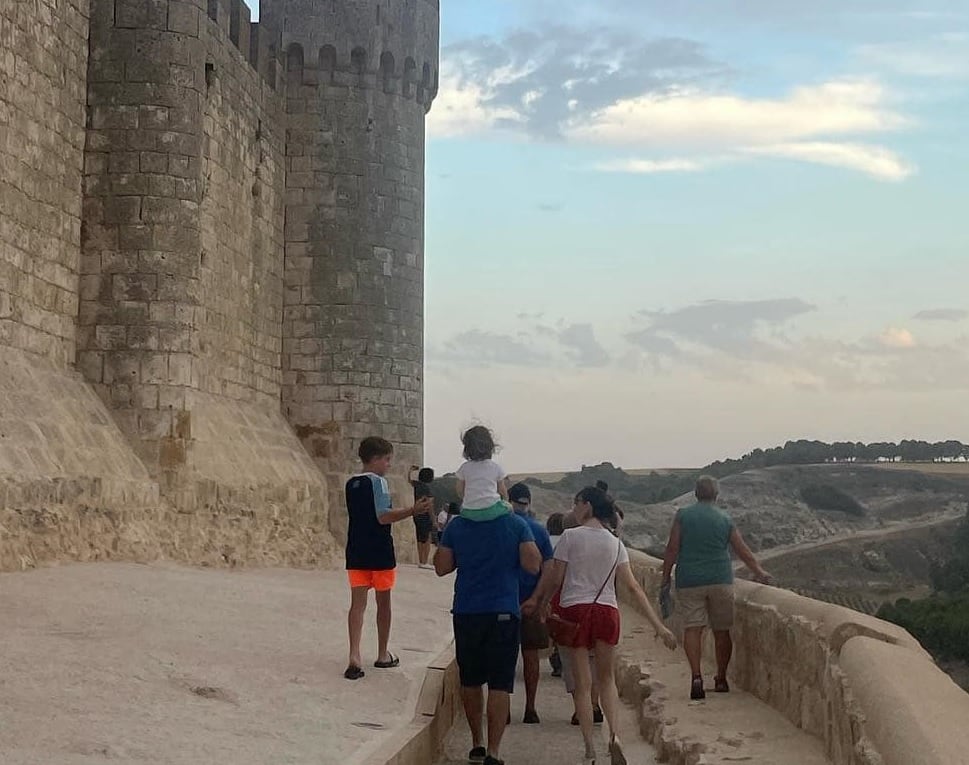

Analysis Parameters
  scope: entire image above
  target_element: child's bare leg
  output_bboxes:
[375,588,393,663]
[347,587,369,668]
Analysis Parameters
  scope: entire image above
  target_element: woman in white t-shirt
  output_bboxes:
[454,425,510,520]
[524,487,676,765]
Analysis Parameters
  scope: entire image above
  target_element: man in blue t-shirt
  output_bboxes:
[435,499,542,765]
[508,483,555,725]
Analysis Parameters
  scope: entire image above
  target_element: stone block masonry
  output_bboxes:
[275,0,439,541]
[0,0,440,570]
[1,0,91,365]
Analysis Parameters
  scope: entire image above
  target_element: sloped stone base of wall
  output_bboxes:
[0,347,338,571]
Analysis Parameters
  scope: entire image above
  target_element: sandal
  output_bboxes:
[374,653,400,669]
[608,735,627,765]
[690,675,706,700]
[343,665,365,680]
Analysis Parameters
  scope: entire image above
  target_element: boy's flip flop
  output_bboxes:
[343,665,365,680]
[374,653,400,669]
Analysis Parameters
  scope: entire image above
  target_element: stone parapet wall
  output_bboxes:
[623,549,969,765]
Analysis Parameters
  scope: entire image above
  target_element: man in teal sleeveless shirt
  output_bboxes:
[661,476,771,700]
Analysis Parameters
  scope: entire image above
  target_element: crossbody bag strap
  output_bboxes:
[591,537,623,606]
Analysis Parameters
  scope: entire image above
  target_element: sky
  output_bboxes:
[422,0,969,473]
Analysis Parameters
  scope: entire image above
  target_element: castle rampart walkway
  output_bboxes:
[436,603,829,765]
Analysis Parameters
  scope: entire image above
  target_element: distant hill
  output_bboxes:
[520,439,969,509]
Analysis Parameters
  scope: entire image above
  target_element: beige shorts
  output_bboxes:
[676,584,735,630]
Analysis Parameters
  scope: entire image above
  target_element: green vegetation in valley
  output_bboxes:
[878,507,969,664]
[799,484,866,516]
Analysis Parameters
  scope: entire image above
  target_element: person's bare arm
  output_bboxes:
[618,563,677,649]
[521,559,567,616]
[520,540,541,575]
[434,544,455,576]
[377,496,432,525]
[661,517,681,584]
[729,527,771,583]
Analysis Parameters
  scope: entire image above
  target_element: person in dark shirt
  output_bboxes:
[508,483,555,724]
[344,437,432,681]
[411,466,436,568]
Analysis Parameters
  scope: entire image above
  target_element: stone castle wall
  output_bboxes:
[0,0,439,571]
[624,550,969,765]
[1,0,90,364]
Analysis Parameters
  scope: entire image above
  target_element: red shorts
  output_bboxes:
[554,602,621,648]
[347,569,396,591]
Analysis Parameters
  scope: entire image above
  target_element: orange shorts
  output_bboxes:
[347,569,397,591]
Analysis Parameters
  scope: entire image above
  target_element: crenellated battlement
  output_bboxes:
[282,42,438,108]
[195,0,441,104]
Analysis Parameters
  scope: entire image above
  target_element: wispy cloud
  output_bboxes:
[431,330,551,367]
[856,34,969,79]
[878,327,917,348]
[557,323,610,367]
[594,157,711,174]
[628,298,816,357]
[741,142,914,181]
[536,201,564,212]
[430,24,916,181]
[914,308,969,322]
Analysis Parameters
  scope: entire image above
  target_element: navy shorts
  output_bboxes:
[413,512,433,543]
[453,613,520,693]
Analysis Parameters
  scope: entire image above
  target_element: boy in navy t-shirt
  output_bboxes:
[344,437,432,681]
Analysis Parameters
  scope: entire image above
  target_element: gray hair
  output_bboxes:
[695,475,719,502]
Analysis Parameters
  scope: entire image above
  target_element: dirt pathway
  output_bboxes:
[436,659,658,765]
[752,507,964,564]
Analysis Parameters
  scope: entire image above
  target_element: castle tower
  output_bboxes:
[267,0,439,540]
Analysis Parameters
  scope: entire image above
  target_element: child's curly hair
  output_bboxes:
[461,425,496,461]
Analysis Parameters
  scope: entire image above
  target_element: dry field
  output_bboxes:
[509,467,696,483]
[872,462,969,477]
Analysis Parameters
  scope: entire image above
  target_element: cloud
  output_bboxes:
[629,298,816,357]
[431,330,551,367]
[594,157,711,174]
[430,28,725,141]
[622,297,969,391]
[741,142,914,181]
[536,201,564,212]
[557,323,610,367]
[856,35,969,79]
[569,80,913,180]
[430,24,915,181]
[914,308,969,322]
[567,80,906,147]
[878,327,917,348]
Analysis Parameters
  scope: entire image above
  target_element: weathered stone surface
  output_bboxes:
[1,0,439,570]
